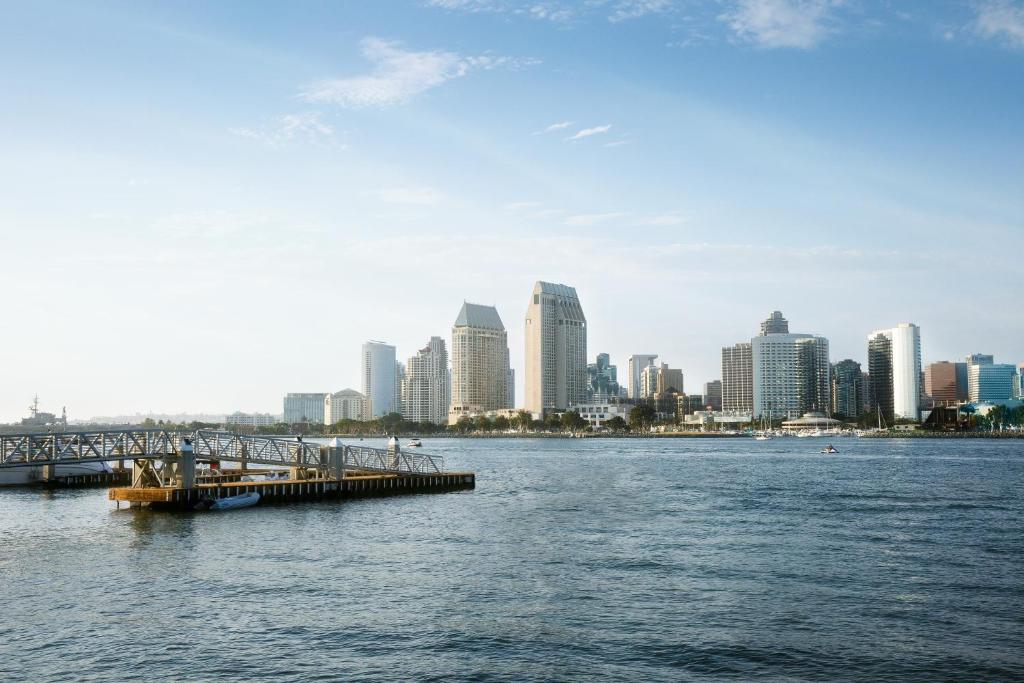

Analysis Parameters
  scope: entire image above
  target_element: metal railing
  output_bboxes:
[0,429,444,476]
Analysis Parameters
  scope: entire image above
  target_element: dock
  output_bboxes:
[1,429,475,510]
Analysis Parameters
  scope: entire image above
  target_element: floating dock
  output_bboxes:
[109,470,475,508]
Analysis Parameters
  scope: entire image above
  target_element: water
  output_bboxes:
[1,437,1022,682]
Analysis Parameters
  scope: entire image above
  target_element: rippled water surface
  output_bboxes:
[2,437,1023,682]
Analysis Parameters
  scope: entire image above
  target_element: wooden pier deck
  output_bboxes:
[109,470,476,508]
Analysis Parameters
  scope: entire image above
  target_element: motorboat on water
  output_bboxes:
[754,433,772,441]
[194,491,261,511]
[0,461,114,487]
[820,445,839,454]
[407,438,423,448]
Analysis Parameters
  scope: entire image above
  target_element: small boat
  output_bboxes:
[407,438,422,448]
[754,434,771,441]
[820,445,839,454]
[194,492,261,511]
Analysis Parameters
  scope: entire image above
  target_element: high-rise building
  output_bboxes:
[760,310,790,336]
[450,302,510,424]
[283,392,328,423]
[402,337,450,425]
[831,359,863,419]
[362,341,397,419]
[394,362,406,417]
[721,342,753,412]
[324,389,367,424]
[524,281,587,415]
[968,362,1016,402]
[703,380,723,412]
[507,368,516,409]
[752,333,830,419]
[966,353,994,367]
[587,353,620,401]
[640,363,684,398]
[627,354,658,400]
[924,361,961,403]
[1015,363,1024,400]
[867,323,921,421]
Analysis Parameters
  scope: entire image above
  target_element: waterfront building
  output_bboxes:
[450,302,511,424]
[861,372,874,414]
[867,323,922,421]
[831,359,863,419]
[703,380,723,412]
[587,353,620,402]
[760,310,790,336]
[966,353,994,367]
[681,393,705,415]
[968,362,1016,402]
[394,362,406,417]
[570,402,631,429]
[402,337,450,425]
[721,342,753,412]
[752,333,830,420]
[282,392,327,423]
[955,362,969,401]
[324,389,367,424]
[627,354,658,400]
[225,411,279,428]
[924,362,961,404]
[507,368,516,409]
[362,341,397,419]
[524,281,587,415]
[640,363,684,398]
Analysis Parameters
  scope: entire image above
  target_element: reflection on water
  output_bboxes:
[1,437,1023,682]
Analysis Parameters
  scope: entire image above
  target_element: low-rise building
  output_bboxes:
[569,402,631,429]
[225,412,280,428]
[324,389,368,424]
[283,392,327,423]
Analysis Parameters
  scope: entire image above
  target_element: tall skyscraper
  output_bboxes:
[587,353,620,401]
[966,353,994,366]
[627,354,658,400]
[867,323,921,421]
[524,281,587,415]
[394,361,406,417]
[760,310,790,336]
[450,303,510,424]
[703,380,723,411]
[507,368,516,409]
[640,363,684,398]
[402,337,450,425]
[283,392,328,423]
[831,359,863,419]
[721,342,752,412]
[361,341,397,419]
[752,333,830,419]
[924,361,961,403]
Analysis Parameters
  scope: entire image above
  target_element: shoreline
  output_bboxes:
[310,431,1024,440]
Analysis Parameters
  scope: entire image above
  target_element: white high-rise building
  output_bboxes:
[867,323,922,421]
[361,341,397,419]
[627,354,658,400]
[752,333,830,419]
[525,281,587,415]
[402,337,450,425]
[450,303,510,424]
[324,389,367,424]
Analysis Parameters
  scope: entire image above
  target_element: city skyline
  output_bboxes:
[3,1,1023,421]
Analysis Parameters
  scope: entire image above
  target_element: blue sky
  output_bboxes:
[2,0,1022,420]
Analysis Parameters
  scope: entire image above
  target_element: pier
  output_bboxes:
[0,429,474,508]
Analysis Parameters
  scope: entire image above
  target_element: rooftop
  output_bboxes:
[454,302,505,331]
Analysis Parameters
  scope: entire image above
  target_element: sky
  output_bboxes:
[1,0,1023,421]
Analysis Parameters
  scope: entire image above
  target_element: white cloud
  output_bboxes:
[300,37,532,108]
[568,124,612,140]
[719,0,838,49]
[603,139,630,147]
[565,211,627,226]
[535,120,574,134]
[375,187,445,205]
[229,112,338,147]
[974,1,1024,48]
[645,212,687,226]
[608,0,672,23]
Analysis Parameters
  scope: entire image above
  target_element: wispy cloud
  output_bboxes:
[645,212,687,226]
[568,124,613,140]
[426,0,672,23]
[565,211,627,226]
[603,139,630,148]
[300,37,534,108]
[229,112,339,147]
[974,0,1024,48]
[608,0,673,23]
[375,187,445,205]
[534,120,574,134]
[719,0,839,49]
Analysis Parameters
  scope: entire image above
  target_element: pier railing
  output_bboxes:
[343,445,444,475]
[0,429,444,476]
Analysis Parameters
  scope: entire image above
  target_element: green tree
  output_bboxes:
[544,412,562,429]
[605,415,628,432]
[474,415,493,432]
[514,410,533,432]
[454,416,473,434]
[560,410,587,432]
[629,404,656,430]
[493,415,511,431]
